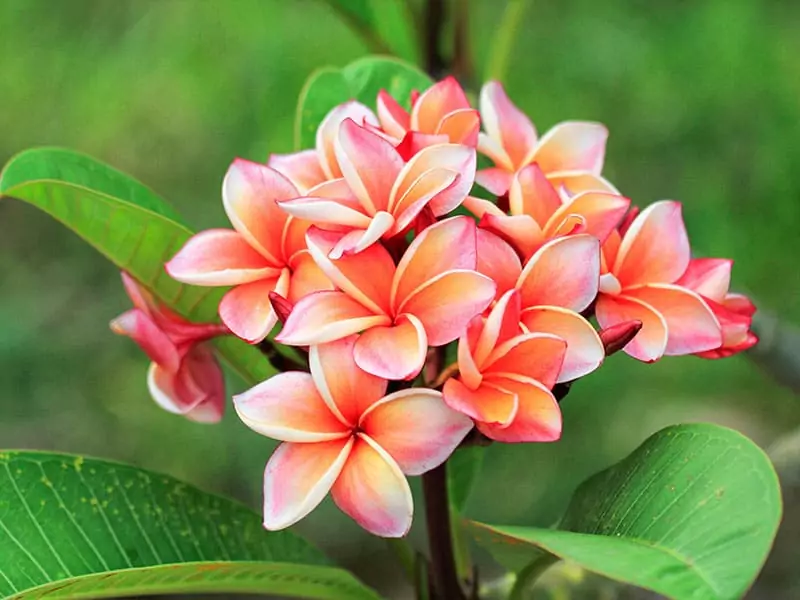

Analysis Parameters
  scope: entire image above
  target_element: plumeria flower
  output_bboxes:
[277,216,497,380]
[278,119,476,257]
[234,336,472,537]
[443,289,567,442]
[110,272,227,423]
[676,259,758,358]
[477,230,606,380]
[166,159,331,343]
[476,81,612,196]
[268,101,378,193]
[377,76,480,156]
[596,201,723,362]
[466,162,630,260]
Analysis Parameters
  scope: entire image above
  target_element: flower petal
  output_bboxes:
[391,169,458,234]
[509,163,562,226]
[442,377,518,427]
[354,314,428,380]
[166,229,281,286]
[336,119,404,214]
[412,76,471,133]
[317,101,378,179]
[306,227,394,314]
[177,345,226,423]
[361,388,472,475]
[480,213,544,262]
[377,89,410,139]
[329,212,396,258]
[473,289,522,367]
[233,371,349,442]
[120,271,155,315]
[277,196,373,228]
[475,166,513,195]
[399,270,496,346]
[331,435,413,538]
[547,171,620,195]
[219,270,290,343]
[223,159,297,265]
[457,322,483,389]
[436,108,480,146]
[613,201,690,287]
[267,149,327,194]
[476,229,523,297]
[546,192,630,243]
[676,258,732,303]
[287,250,334,304]
[595,294,668,362]
[393,215,478,307]
[476,375,561,442]
[111,308,180,372]
[463,195,506,219]
[263,438,354,530]
[277,291,391,346]
[530,121,608,175]
[624,284,722,356]
[309,336,388,427]
[480,81,537,169]
[483,333,566,388]
[520,306,604,382]
[516,235,600,312]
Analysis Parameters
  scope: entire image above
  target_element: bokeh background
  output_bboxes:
[2,0,799,597]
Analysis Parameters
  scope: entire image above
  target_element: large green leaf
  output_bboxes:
[468,424,782,600]
[0,451,379,600]
[295,56,432,150]
[0,147,274,385]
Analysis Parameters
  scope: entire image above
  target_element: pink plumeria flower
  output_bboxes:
[443,289,567,442]
[476,81,612,196]
[278,119,476,257]
[110,272,227,423]
[477,230,606,380]
[377,76,480,154]
[268,101,379,193]
[166,159,332,343]
[277,216,497,380]
[676,259,758,358]
[466,162,630,260]
[596,201,723,362]
[234,336,472,537]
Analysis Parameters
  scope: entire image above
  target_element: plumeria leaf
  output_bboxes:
[296,56,432,149]
[447,445,485,512]
[0,451,380,600]
[0,148,275,385]
[467,424,782,600]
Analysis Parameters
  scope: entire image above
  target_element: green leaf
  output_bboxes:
[295,56,432,150]
[468,423,782,600]
[0,147,274,385]
[447,445,485,512]
[0,451,380,600]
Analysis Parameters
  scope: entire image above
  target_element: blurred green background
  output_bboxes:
[1,0,798,597]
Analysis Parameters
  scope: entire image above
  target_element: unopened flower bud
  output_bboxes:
[600,320,643,356]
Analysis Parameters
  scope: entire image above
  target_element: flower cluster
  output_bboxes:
[115,76,756,537]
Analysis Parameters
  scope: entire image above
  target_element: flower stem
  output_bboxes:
[422,460,465,600]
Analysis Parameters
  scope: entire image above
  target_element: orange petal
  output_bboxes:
[436,108,480,146]
[509,163,562,226]
[332,435,413,538]
[391,168,458,235]
[530,121,607,175]
[263,438,353,530]
[520,306,604,382]
[222,159,296,265]
[476,375,561,443]
[545,191,630,243]
[480,81,537,169]
[219,269,290,343]
[473,289,522,367]
[234,371,350,442]
[267,149,327,194]
[354,314,428,380]
[483,333,566,388]
[361,388,472,475]
[676,258,732,303]
[476,229,523,297]
[516,235,600,312]
[393,215,477,308]
[287,250,334,304]
[377,89,410,139]
[309,336,388,426]
[282,215,313,265]
[613,201,690,287]
[463,195,506,219]
[625,284,722,356]
[595,294,668,362]
[166,229,281,286]
[399,270,496,346]
[336,119,404,214]
[277,196,372,228]
[316,101,378,179]
[475,166,513,195]
[547,171,620,195]
[443,377,518,427]
[480,213,544,261]
[411,76,471,133]
[456,323,483,389]
[306,227,394,315]
[276,290,391,346]
[329,212,396,258]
